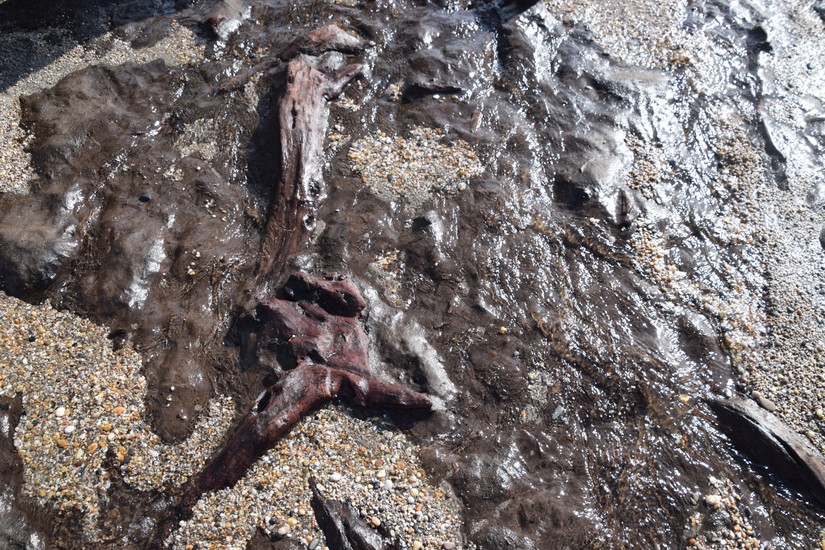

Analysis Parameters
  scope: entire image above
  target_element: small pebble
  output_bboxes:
[757,396,777,412]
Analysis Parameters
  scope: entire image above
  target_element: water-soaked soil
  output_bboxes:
[1,0,825,547]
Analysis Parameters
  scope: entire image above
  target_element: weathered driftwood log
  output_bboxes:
[217,25,367,289]
[257,56,365,284]
[148,27,406,549]
[309,478,401,550]
[180,273,431,510]
[709,396,825,507]
[151,273,427,546]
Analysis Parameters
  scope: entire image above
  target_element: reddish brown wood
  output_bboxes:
[217,24,366,92]
[215,25,367,289]
[280,24,367,60]
[180,273,431,511]
[257,56,364,284]
[282,271,367,317]
[151,29,424,548]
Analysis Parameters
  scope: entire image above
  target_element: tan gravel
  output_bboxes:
[348,126,483,212]
[171,405,463,550]
[0,292,235,542]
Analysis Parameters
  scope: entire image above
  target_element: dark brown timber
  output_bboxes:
[709,396,825,507]
[309,477,402,550]
[148,28,427,549]
[179,272,431,514]
[217,25,367,291]
[256,56,364,286]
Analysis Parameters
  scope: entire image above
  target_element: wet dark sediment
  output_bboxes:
[1,0,825,548]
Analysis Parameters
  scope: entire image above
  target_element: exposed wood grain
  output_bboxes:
[181,272,431,511]
[257,56,364,285]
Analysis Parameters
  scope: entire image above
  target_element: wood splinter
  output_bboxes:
[709,396,825,507]
[310,477,402,550]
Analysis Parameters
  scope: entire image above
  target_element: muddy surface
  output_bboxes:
[1,0,825,547]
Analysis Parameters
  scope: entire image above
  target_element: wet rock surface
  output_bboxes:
[1,0,825,548]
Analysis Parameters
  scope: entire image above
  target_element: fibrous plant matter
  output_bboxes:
[218,24,366,91]
[150,273,431,546]
[309,477,402,550]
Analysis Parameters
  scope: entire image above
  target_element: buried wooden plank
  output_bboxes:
[708,396,825,507]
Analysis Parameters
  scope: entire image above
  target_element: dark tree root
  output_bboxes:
[279,271,368,317]
[309,477,401,550]
[217,24,366,92]
[224,24,368,302]
[187,273,431,501]
[149,273,431,547]
[218,25,368,296]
